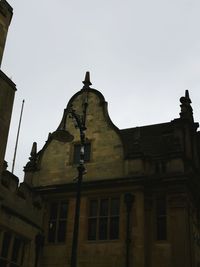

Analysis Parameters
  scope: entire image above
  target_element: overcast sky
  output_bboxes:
[2,0,200,180]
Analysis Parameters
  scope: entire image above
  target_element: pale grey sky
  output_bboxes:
[2,0,200,180]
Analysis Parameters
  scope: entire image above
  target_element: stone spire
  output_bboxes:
[24,142,38,172]
[179,90,193,122]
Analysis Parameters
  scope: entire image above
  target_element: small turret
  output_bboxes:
[179,90,194,122]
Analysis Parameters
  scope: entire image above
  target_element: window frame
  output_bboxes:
[72,142,92,165]
[87,196,121,242]
[48,201,68,244]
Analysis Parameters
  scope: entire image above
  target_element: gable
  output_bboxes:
[31,89,124,187]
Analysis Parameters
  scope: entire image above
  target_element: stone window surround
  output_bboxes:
[47,201,68,244]
[87,196,121,241]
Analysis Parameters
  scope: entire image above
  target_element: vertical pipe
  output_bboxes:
[124,193,134,267]
[35,233,44,267]
[11,99,25,173]
[126,209,131,267]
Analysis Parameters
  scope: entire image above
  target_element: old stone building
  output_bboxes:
[1,1,200,267]
[21,77,200,267]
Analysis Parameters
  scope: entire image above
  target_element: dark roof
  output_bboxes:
[120,121,182,159]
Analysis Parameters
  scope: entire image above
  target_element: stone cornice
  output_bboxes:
[0,69,16,90]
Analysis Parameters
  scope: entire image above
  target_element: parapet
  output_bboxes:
[0,167,43,231]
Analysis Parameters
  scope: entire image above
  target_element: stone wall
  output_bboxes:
[0,70,16,175]
[0,169,43,267]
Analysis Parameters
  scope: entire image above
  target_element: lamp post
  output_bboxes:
[52,72,91,267]
[69,107,87,267]
[69,72,91,267]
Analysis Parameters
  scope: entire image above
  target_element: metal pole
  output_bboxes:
[70,108,87,267]
[126,208,131,267]
[70,72,90,267]
[12,99,25,173]
[70,164,85,267]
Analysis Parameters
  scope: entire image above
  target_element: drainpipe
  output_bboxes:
[124,193,134,267]
[35,233,44,267]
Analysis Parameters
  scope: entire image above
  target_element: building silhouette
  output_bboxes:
[0,0,16,175]
[1,1,200,267]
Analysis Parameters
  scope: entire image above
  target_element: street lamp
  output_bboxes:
[53,72,91,267]
[69,73,90,267]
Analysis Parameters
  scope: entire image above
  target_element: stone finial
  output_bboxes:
[31,142,37,157]
[179,90,193,122]
[82,71,92,88]
[185,89,190,100]
[24,142,38,172]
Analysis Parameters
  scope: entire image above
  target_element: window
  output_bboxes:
[48,201,68,243]
[88,197,120,241]
[0,231,25,267]
[73,143,91,164]
[156,196,167,240]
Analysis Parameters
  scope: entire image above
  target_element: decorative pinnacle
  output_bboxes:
[24,142,37,172]
[82,71,92,88]
[185,89,191,103]
[179,89,193,122]
[31,142,37,157]
[180,89,191,104]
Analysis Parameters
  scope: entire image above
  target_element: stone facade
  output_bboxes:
[0,70,16,174]
[0,166,44,267]
[23,81,200,267]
